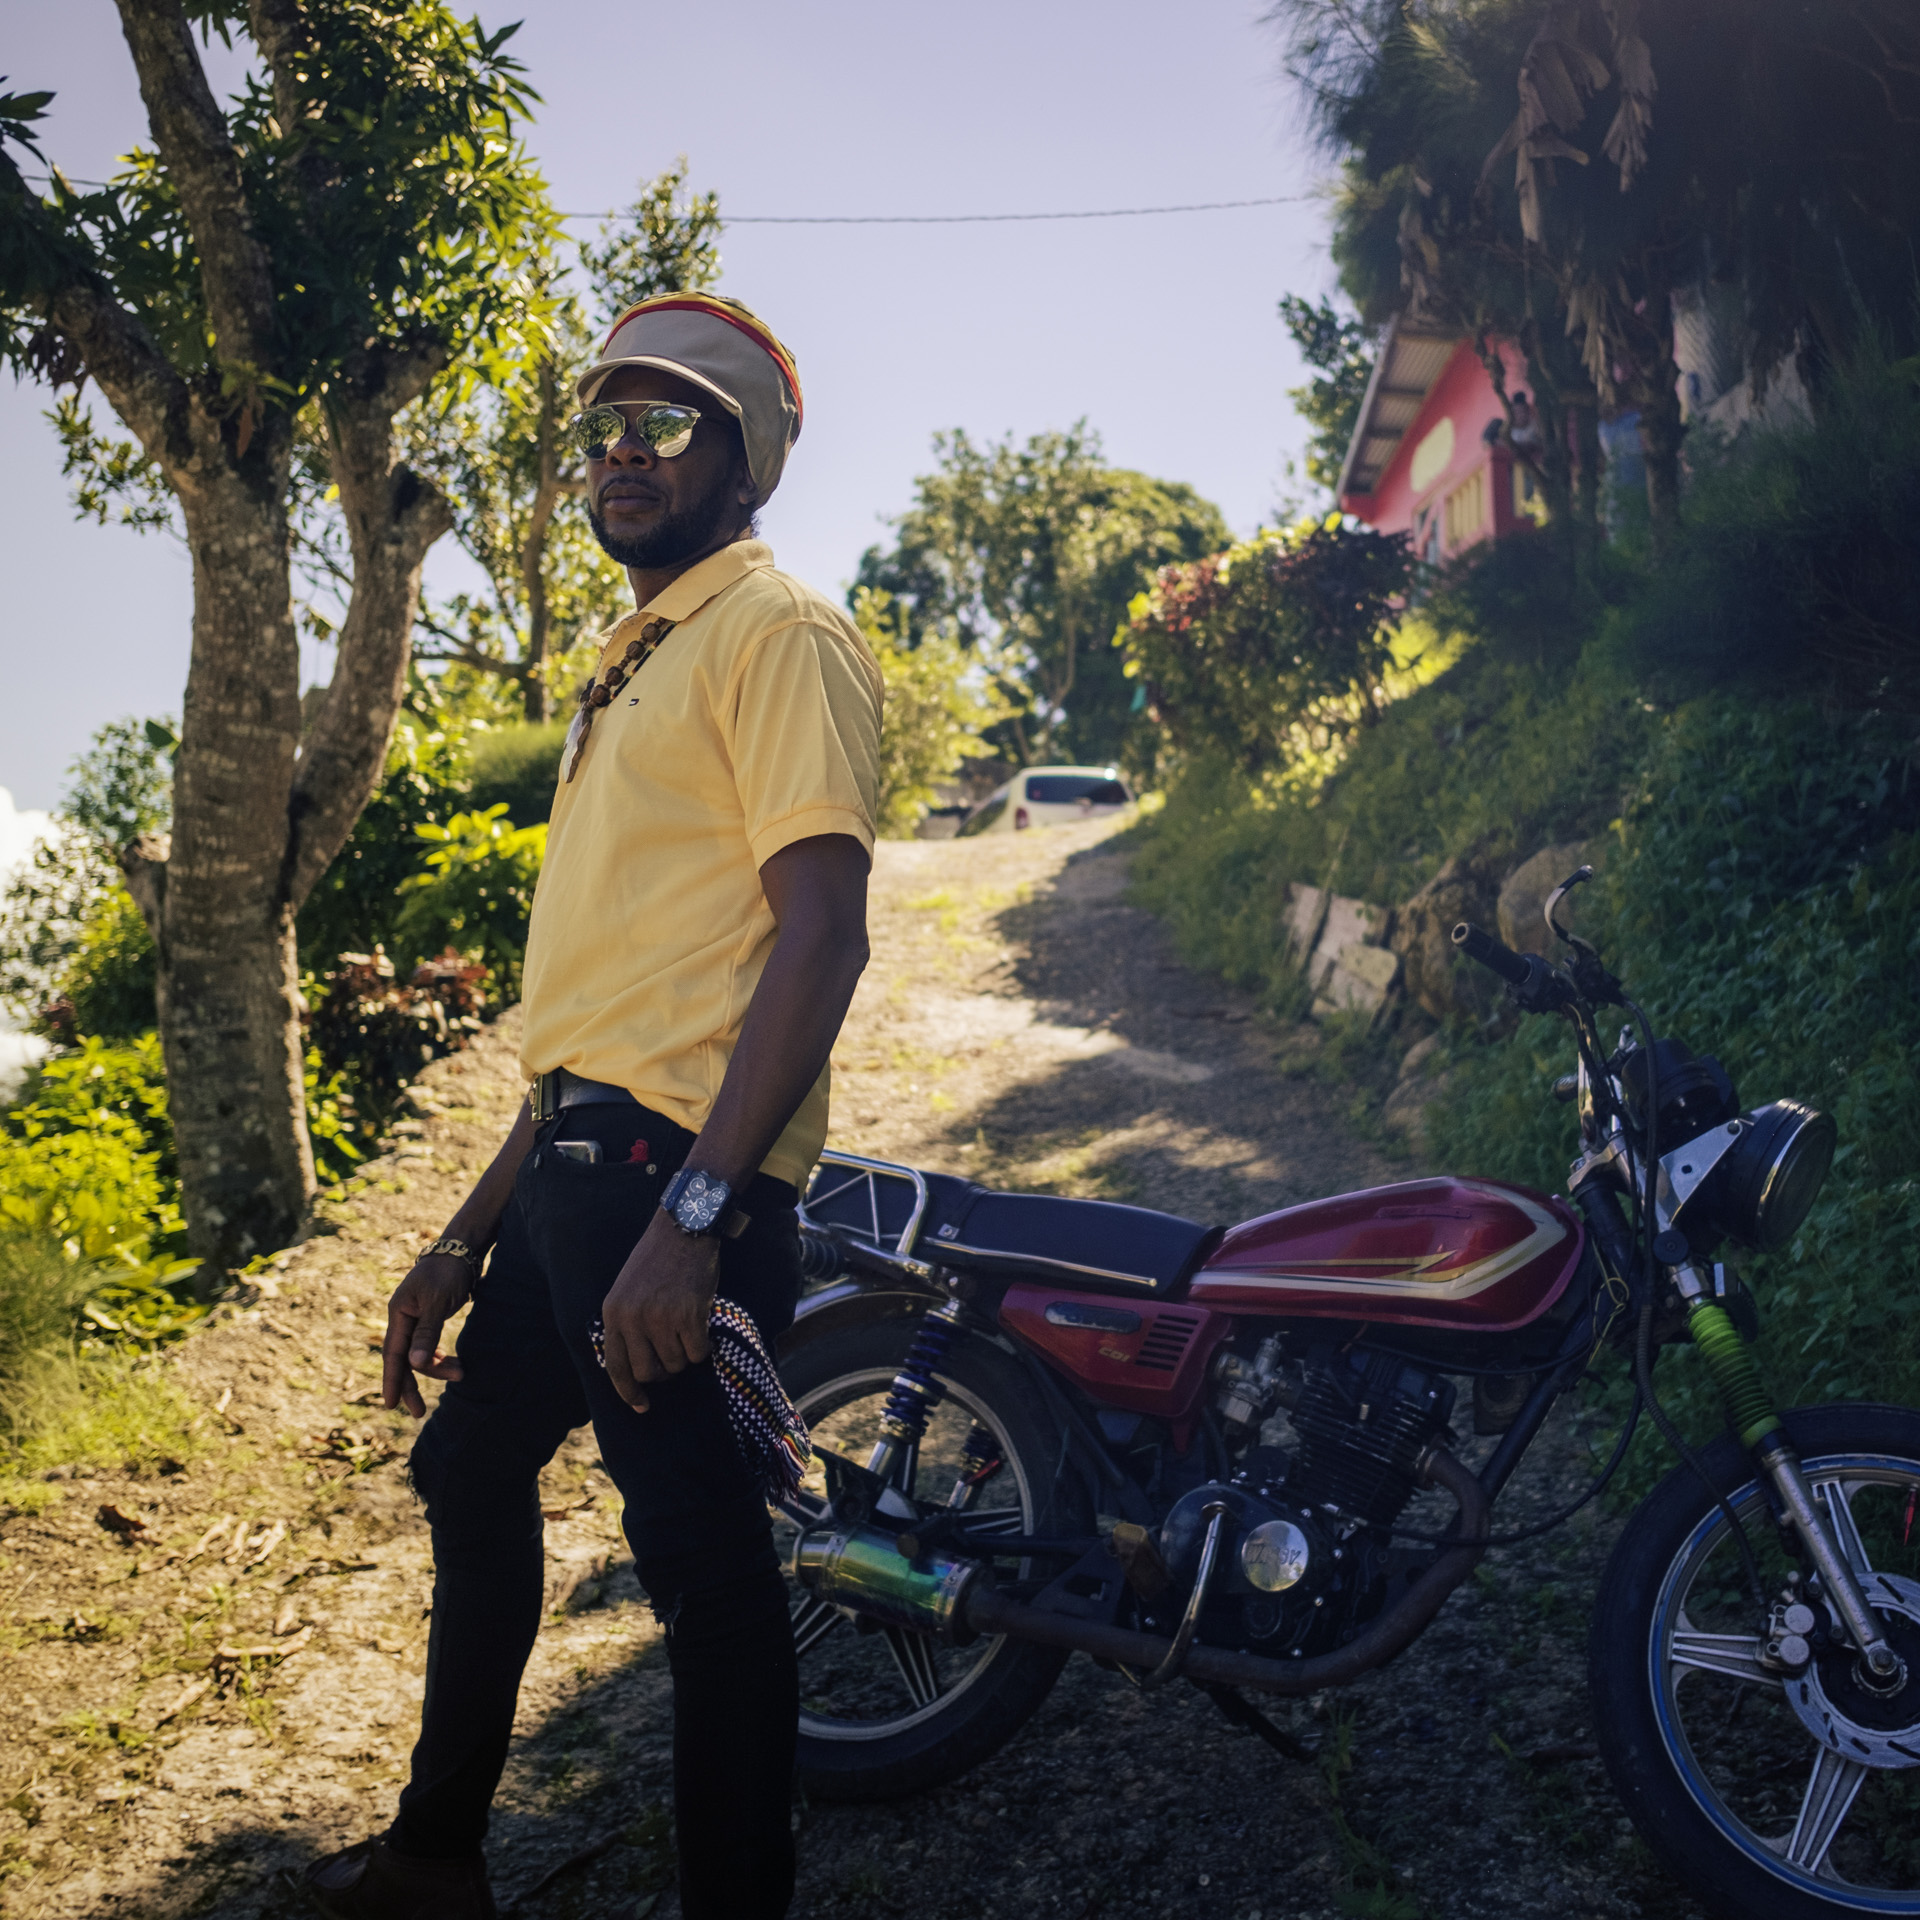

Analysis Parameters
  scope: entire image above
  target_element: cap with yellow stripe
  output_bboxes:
[577,293,803,510]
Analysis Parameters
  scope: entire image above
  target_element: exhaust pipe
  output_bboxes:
[967,1447,1489,1696]
[795,1447,1489,1696]
[794,1521,986,1644]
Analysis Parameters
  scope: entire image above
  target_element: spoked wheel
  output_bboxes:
[1592,1404,1920,1919]
[773,1316,1086,1802]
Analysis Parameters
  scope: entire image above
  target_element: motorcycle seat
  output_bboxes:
[803,1153,1217,1297]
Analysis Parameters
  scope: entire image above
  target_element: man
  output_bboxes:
[307,293,881,1920]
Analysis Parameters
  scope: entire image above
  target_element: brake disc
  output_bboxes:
[1783,1569,1920,1769]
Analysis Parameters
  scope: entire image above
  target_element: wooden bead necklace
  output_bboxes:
[563,616,678,782]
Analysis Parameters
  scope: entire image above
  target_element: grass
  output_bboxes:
[0,1345,205,1499]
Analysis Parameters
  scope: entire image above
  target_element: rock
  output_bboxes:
[1314,942,1401,1017]
[1390,848,1506,1023]
[1396,1033,1442,1083]
[1287,884,1399,1019]
[1285,884,1387,960]
[1497,842,1606,958]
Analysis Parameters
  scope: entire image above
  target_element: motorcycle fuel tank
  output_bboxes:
[1190,1177,1584,1331]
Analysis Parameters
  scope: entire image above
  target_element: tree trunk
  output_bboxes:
[1639,370,1686,557]
[143,468,314,1267]
[120,352,450,1273]
[519,358,561,722]
[1634,270,1686,558]
[287,349,454,911]
[1570,394,1602,588]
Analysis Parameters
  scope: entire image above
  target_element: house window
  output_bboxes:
[1512,460,1549,527]
[1442,466,1489,550]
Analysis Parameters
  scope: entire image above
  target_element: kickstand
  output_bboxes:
[1196,1681,1317,1763]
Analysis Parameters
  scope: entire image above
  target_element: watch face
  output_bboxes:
[673,1170,729,1233]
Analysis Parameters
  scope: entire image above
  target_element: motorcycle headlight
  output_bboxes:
[1707,1100,1837,1253]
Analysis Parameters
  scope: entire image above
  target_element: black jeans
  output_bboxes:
[393,1102,801,1920]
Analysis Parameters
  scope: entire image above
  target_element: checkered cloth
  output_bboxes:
[589,1300,811,1502]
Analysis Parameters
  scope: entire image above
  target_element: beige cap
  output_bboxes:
[577,292,803,510]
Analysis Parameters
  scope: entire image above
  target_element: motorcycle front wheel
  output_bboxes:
[1591,1403,1920,1919]
[773,1316,1088,1802]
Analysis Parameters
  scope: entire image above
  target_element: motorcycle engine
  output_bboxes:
[1157,1482,1358,1656]
[1154,1344,1458,1656]
[1287,1344,1458,1528]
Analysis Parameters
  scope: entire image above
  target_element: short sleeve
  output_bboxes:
[726,618,884,868]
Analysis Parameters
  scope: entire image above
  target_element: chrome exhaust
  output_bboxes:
[792,1519,986,1645]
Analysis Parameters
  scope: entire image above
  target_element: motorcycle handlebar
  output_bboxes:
[1451,920,1532,988]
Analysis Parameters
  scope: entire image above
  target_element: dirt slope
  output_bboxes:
[0,818,1700,1920]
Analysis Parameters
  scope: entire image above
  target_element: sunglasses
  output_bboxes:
[566,400,702,462]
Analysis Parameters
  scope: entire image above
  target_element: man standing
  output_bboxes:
[308,294,881,1920]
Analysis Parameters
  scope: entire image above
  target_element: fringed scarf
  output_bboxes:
[589,1300,811,1502]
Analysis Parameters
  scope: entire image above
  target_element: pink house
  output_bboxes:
[1337,319,1547,561]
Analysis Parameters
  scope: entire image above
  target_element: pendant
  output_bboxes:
[563,707,590,782]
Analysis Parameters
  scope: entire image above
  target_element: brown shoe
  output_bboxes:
[305,1836,498,1920]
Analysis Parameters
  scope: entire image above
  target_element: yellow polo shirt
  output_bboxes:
[517,539,882,1188]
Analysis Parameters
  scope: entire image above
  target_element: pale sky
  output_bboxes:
[0,0,1339,811]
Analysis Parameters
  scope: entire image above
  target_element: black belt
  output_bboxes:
[529,1067,638,1124]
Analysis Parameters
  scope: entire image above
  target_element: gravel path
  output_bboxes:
[0,817,1702,1920]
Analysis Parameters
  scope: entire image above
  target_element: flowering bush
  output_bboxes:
[1119,515,1414,778]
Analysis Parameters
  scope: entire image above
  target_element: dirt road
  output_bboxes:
[0,818,1699,1919]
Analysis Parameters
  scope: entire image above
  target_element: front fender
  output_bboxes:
[776,1275,937,1368]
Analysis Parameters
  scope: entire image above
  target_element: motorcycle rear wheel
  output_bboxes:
[1591,1403,1920,1919]
[775,1317,1087,1802]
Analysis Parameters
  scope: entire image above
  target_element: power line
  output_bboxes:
[558,194,1313,225]
[27,174,1312,227]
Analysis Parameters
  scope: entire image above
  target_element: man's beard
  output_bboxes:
[588,467,738,569]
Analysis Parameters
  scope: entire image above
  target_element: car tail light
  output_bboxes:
[1014,806,1030,830]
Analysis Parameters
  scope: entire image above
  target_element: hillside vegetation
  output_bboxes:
[1130,352,1920,1439]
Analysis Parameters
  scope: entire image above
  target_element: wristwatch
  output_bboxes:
[660,1167,735,1239]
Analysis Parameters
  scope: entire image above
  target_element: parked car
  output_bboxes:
[955,765,1134,836]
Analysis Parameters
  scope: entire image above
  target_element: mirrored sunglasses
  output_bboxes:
[565,400,701,462]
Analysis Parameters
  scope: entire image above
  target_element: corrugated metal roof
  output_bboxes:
[1337,317,1463,499]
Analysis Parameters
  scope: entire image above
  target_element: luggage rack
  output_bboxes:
[800,1151,931,1258]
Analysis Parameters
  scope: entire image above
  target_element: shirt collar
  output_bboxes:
[639,537,774,626]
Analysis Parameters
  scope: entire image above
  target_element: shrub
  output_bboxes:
[1425,700,1920,1453]
[50,885,156,1040]
[394,804,546,995]
[854,589,1011,836]
[0,1033,199,1373]
[1128,642,1651,1008]
[1620,347,1920,709]
[297,719,475,970]
[1119,516,1415,779]
[305,948,488,1151]
[467,720,569,827]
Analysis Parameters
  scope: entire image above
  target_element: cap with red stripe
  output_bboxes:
[577,292,803,509]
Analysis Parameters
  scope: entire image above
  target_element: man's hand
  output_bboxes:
[599,1212,720,1412]
[383,1254,475,1418]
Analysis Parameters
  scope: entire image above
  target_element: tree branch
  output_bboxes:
[114,0,277,371]
[285,341,453,910]
[244,0,312,143]
[0,144,193,460]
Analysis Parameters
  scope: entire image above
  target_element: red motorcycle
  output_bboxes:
[780,868,1920,1920]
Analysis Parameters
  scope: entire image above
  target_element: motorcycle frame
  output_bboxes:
[784,875,1899,1690]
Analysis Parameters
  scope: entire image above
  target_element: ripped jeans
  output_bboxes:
[394,1102,801,1920]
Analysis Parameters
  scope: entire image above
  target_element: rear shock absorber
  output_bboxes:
[947,1422,1003,1509]
[867,1299,966,1494]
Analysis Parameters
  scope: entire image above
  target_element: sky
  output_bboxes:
[0,0,1342,814]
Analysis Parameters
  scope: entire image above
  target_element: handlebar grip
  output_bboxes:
[1451,920,1532,988]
